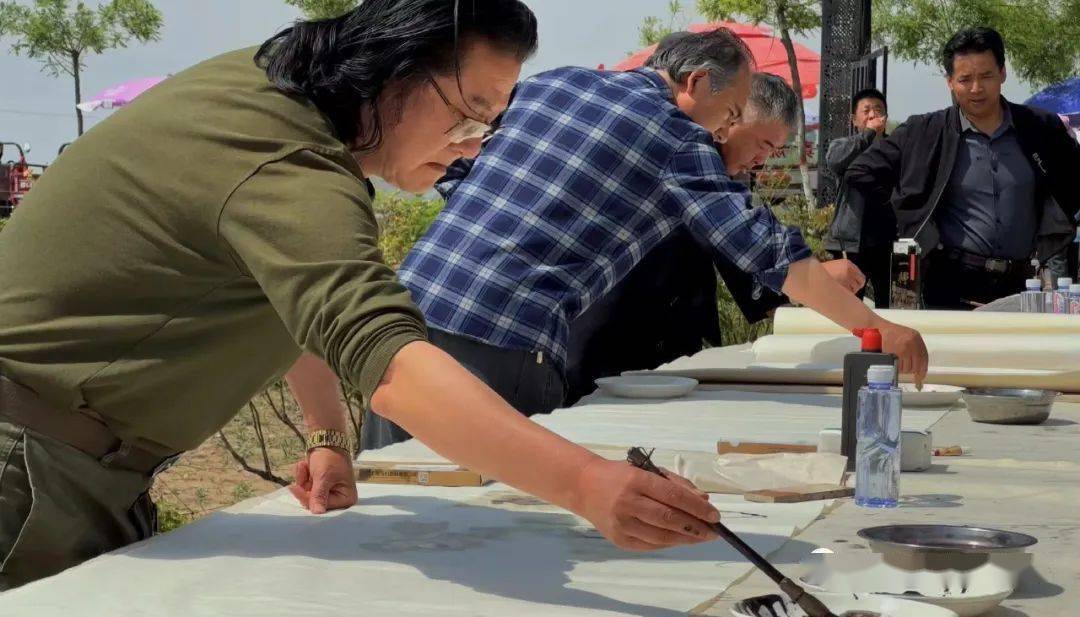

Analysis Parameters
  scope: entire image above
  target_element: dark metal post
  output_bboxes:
[817,0,872,207]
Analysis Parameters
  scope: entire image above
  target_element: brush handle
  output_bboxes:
[712,523,836,615]
[708,521,787,585]
[625,447,836,617]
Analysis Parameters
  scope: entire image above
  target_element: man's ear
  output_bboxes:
[685,69,712,98]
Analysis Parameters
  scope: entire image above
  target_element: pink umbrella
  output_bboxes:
[609,22,821,99]
[76,76,167,112]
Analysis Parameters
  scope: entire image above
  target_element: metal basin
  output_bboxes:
[961,388,1059,425]
[858,525,1038,554]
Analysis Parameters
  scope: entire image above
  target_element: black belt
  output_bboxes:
[0,374,180,476]
[941,248,1028,275]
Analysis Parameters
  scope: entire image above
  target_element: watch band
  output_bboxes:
[307,429,351,453]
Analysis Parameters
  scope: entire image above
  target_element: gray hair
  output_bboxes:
[746,72,799,128]
[644,28,753,92]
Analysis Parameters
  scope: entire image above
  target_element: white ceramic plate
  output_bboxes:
[900,383,964,407]
[730,591,959,617]
[595,375,698,399]
[800,559,1019,617]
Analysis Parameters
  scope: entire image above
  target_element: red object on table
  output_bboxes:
[852,328,883,352]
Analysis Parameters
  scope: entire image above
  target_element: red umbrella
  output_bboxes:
[609,21,820,99]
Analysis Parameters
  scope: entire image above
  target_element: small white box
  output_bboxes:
[818,428,932,472]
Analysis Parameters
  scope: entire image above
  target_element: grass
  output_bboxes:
[156,500,193,533]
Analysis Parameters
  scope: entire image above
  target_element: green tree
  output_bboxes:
[639,0,688,46]
[872,0,1080,90]
[284,0,357,20]
[0,0,162,136]
[697,0,819,207]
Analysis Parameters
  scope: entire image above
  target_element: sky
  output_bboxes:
[1,0,1038,165]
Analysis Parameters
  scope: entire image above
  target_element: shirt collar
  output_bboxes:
[630,68,675,102]
[959,98,1013,138]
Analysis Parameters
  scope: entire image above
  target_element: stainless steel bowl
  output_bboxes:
[858,524,1038,554]
[961,388,1059,425]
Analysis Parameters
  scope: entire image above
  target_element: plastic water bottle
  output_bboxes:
[1020,278,1046,313]
[1070,283,1080,315]
[1054,277,1073,314]
[855,365,901,508]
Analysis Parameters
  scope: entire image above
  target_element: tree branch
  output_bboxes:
[217,428,289,487]
[263,388,306,449]
[248,402,275,476]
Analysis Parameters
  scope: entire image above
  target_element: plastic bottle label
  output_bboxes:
[1054,291,1069,314]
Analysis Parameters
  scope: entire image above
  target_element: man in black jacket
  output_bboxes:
[825,88,896,307]
[842,27,1080,309]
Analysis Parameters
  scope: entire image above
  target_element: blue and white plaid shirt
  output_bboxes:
[398,67,810,369]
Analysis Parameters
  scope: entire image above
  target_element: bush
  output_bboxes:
[374,192,444,268]
[155,499,194,533]
[774,199,835,261]
[714,198,836,347]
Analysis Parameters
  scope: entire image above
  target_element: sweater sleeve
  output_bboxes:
[218,149,427,405]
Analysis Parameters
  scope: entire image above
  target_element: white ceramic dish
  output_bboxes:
[730,591,959,617]
[900,383,964,407]
[595,375,697,399]
[800,558,1021,617]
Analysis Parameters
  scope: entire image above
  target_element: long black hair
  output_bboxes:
[256,0,538,150]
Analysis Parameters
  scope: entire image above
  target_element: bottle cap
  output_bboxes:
[852,328,882,352]
[1058,277,1073,289]
[1071,284,1080,294]
[867,364,895,384]
[1025,278,1042,290]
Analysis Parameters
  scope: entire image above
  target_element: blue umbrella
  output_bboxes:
[1025,76,1080,114]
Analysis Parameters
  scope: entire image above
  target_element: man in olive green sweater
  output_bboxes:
[0,45,428,588]
[0,2,726,589]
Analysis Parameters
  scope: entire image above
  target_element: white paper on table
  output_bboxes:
[1,483,834,617]
[673,452,848,494]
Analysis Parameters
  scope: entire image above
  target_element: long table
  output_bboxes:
[1,377,1075,615]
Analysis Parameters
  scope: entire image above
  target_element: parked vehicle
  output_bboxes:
[1,143,45,217]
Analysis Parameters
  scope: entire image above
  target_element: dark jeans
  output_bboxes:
[360,328,567,451]
[563,228,723,406]
[923,251,1028,310]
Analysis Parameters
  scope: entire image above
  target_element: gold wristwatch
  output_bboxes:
[307,429,351,453]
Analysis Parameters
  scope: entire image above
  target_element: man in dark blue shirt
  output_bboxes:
[844,28,1080,309]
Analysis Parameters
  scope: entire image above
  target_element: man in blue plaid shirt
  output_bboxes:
[363,29,927,450]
